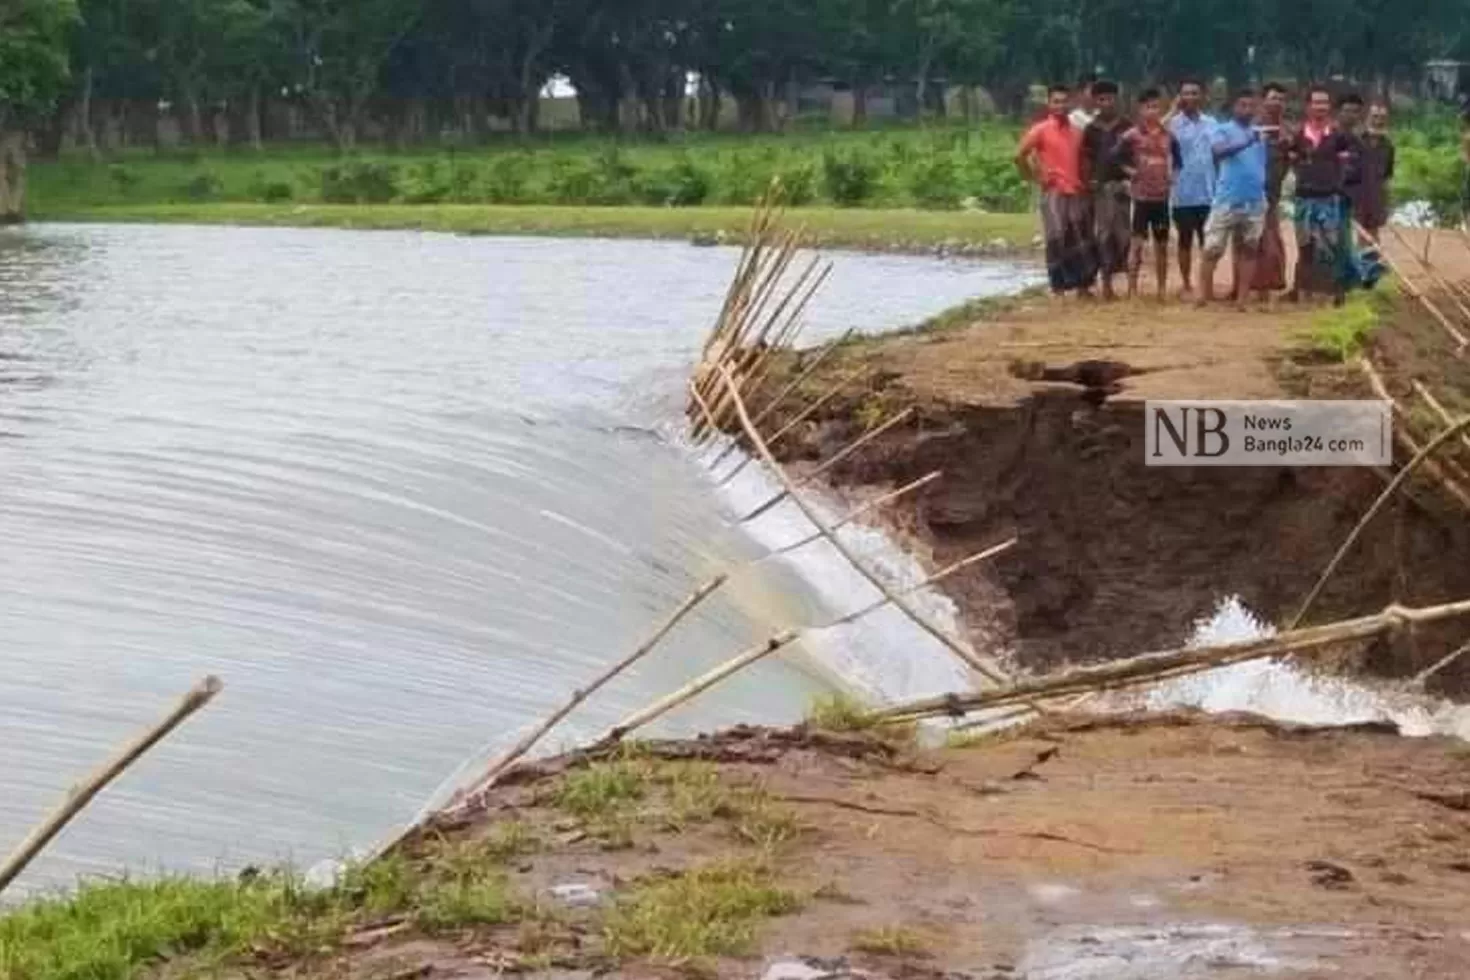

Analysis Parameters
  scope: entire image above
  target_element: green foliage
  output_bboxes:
[0,0,77,122]
[554,758,650,818]
[806,692,877,731]
[638,156,712,206]
[319,161,400,203]
[821,149,878,206]
[248,173,294,202]
[601,859,801,959]
[180,170,223,200]
[1302,287,1393,362]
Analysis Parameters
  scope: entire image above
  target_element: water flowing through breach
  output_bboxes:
[0,223,1038,891]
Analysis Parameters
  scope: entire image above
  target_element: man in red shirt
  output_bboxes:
[1016,84,1098,296]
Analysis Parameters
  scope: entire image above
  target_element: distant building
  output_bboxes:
[1424,60,1467,103]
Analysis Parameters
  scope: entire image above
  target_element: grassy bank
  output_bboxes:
[30,201,1037,251]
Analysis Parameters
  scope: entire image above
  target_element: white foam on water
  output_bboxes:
[701,440,976,705]
[1134,596,1470,739]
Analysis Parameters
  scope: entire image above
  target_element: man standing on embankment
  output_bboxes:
[1198,89,1268,307]
[1167,79,1217,298]
[1015,84,1098,297]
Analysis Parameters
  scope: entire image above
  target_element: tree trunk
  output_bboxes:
[0,129,29,224]
[181,87,204,144]
[36,99,71,161]
[852,82,869,127]
[79,67,99,159]
[698,75,721,130]
[247,86,263,151]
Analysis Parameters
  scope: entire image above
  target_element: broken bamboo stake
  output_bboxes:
[740,407,916,523]
[1372,226,1469,352]
[600,630,803,745]
[602,541,1017,745]
[0,676,222,896]
[819,537,1018,630]
[460,574,730,799]
[1411,638,1470,688]
[1357,360,1470,513]
[705,328,854,472]
[771,471,942,557]
[1383,225,1470,326]
[1411,380,1470,458]
[1289,415,1470,631]
[706,365,1015,688]
[713,368,863,488]
[874,598,1470,725]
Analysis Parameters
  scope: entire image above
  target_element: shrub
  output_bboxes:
[109,164,141,194]
[400,159,451,203]
[638,156,711,206]
[484,154,531,203]
[907,153,961,209]
[821,150,877,206]
[774,161,817,205]
[247,172,294,202]
[181,171,224,200]
[319,161,399,203]
[546,147,638,204]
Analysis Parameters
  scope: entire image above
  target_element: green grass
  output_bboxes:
[805,692,879,731]
[850,924,935,957]
[0,822,546,980]
[601,859,801,959]
[1301,281,1399,362]
[26,201,1037,251]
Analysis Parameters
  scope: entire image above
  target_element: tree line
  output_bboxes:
[3,0,1470,162]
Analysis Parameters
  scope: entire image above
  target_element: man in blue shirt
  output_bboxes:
[1168,79,1216,297]
[1199,89,1268,306]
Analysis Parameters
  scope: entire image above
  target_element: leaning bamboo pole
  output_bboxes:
[872,599,1470,725]
[739,407,916,523]
[453,574,730,804]
[1288,415,1470,631]
[714,368,863,488]
[1383,224,1470,327]
[1372,224,1469,353]
[1412,638,1470,687]
[1411,380,1470,459]
[705,328,854,472]
[770,471,942,557]
[0,676,222,896]
[1357,359,1470,513]
[819,537,1018,629]
[705,365,1017,689]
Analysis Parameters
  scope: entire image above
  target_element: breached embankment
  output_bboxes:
[742,283,1470,699]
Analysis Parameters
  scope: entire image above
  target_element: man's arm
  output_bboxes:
[1213,126,1257,160]
[1015,126,1040,183]
[1384,139,1396,181]
[1110,130,1137,176]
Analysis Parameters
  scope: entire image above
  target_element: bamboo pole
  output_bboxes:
[873,599,1470,725]
[600,630,802,745]
[1383,225,1470,326]
[739,407,916,523]
[735,261,833,403]
[1288,415,1470,631]
[704,328,854,473]
[1411,380,1470,457]
[819,538,1018,629]
[1357,360,1470,512]
[1372,225,1469,352]
[714,369,863,488]
[0,676,222,896]
[601,541,1017,745]
[706,365,1016,688]
[457,574,729,800]
[770,471,942,557]
[1411,638,1470,687]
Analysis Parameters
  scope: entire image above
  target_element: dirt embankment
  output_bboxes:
[747,283,1470,694]
[348,714,1470,980]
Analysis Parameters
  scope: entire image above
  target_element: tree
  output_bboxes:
[0,0,77,220]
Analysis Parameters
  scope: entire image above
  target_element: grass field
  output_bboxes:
[23,114,1468,245]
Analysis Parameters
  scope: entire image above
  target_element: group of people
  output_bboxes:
[1015,78,1395,307]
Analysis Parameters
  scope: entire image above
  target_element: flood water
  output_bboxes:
[0,223,1037,892]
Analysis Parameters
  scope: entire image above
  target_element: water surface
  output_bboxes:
[0,223,1036,891]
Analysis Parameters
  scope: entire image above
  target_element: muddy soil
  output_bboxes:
[740,269,1470,694]
[344,715,1470,980]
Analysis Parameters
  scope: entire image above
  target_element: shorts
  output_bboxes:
[1202,202,1267,258]
[1131,200,1170,240]
[1173,205,1210,246]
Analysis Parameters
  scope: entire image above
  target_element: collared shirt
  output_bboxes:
[1169,111,1217,207]
[1289,122,1355,198]
[1212,119,1267,208]
[1018,115,1085,194]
